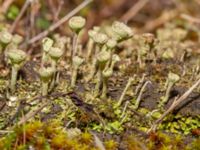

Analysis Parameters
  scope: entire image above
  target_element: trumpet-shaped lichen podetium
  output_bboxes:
[69,16,86,59]
[159,72,180,108]
[0,29,13,44]
[95,49,110,96]
[41,37,54,65]
[69,16,86,34]
[111,21,133,42]
[38,67,54,96]
[48,47,64,90]
[7,49,27,94]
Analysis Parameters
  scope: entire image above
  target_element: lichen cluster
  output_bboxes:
[0,14,199,149]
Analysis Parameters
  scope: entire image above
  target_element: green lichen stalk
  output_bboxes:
[41,37,53,66]
[71,56,84,88]
[159,72,180,108]
[95,48,110,96]
[7,49,27,94]
[69,16,86,60]
[38,67,54,96]
[101,54,120,98]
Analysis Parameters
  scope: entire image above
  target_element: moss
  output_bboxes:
[104,139,118,150]
[159,115,200,135]
[124,135,144,150]
[80,132,93,145]
[186,138,200,150]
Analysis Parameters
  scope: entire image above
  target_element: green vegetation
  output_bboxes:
[0,0,199,149]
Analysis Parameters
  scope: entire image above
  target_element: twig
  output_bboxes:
[117,76,135,107]
[48,0,57,16]
[148,78,200,133]
[0,0,15,14]
[0,130,13,133]
[54,0,64,22]
[135,73,146,95]
[17,101,48,125]
[30,0,40,37]
[27,0,93,45]
[120,101,129,119]
[10,0,33,33]
[143,9,178,32]
[121,0,149,22]
[181,13,200,24]
[91,132,106,150]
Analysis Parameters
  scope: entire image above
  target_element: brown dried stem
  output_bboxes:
[10,0,33,33]
[27,0,93,45]
[0,0,15,14]
[121,0,149,22]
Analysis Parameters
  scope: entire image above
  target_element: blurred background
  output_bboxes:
[0,0,200,41]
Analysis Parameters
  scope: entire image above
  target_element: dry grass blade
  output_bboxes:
[91,132,106,150]
[17,101,48,125]
[121,0,149,22]
[0,0,15,14]
[181,14,200,24]
[143,9,178,32]
[10,0,33,33]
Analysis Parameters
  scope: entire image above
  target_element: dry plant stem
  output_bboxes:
[120,101,129,119]
[48,0,57,16]
[117,77,134,107]
[0,130,13,135]
[121,0,149,22]
[134,81,151,109]
[143,10,178,32]
[14,138,18,150]
[149,78,200,133]
[10,0,33,33]
[0,0,15,13]
[135,74,146,95]
[27,0,93,45]
[30,0,39,37]
[181,14,200,24]
[18,101,48,125]
[92,132,106,150]
[54,0,64,22]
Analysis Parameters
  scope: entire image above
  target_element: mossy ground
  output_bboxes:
[0,54,199,149]
[0,1,200,149]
